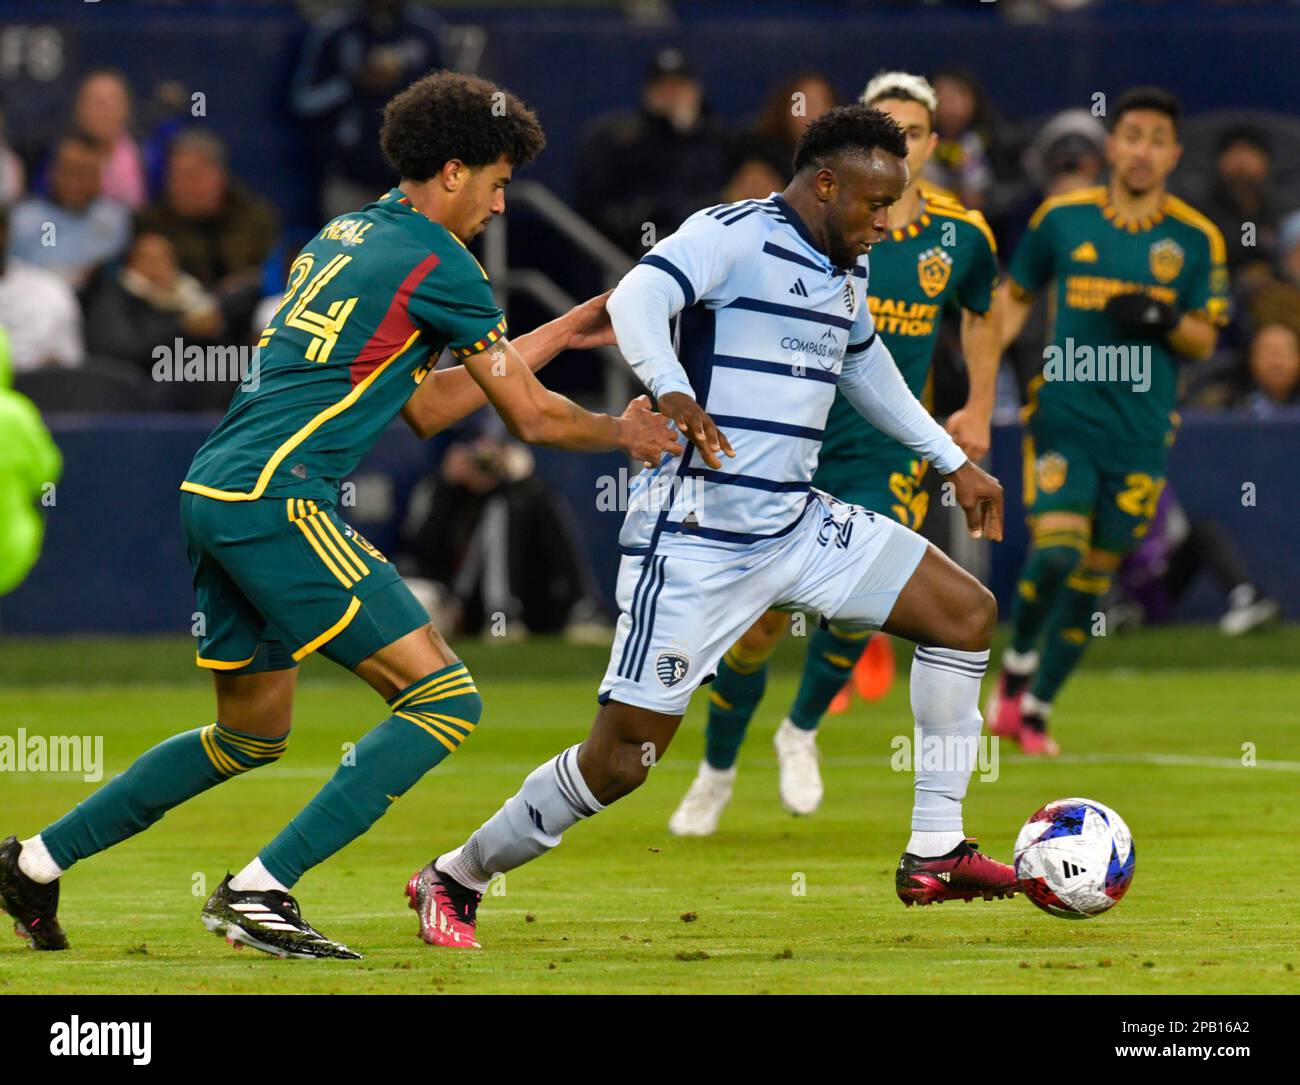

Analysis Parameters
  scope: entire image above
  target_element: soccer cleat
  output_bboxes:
[668,762,736,836]
[827,682,854,716]
[0,836,69,951]
[1018,712,1061,757]
[406,862,482,948]
[200,874,361,960]
[774,718,823,816]
[852,633,896,702]
[895,838,1018,906]
[1219,586,1281,637]
[985,672,1025,740]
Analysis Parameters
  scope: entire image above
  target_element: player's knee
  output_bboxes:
[952,583,997,652]
[211,723,290,774]
[736,614,785,661]
[388,665,483,760]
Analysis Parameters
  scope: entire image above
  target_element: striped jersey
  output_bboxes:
[182,188,507,506]
[621,193,877,552]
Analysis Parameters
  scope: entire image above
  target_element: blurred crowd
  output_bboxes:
[1,1,1298,419]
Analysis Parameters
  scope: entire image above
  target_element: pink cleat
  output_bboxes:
[406,862,482,949]
[896,839,1018,906]
[984,673,1024,741]
[1017,715,1061,758]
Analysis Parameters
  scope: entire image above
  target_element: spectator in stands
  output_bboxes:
[1240,323,1300,415]
[725,71,836,201]
[83,229,223,373]
[1198,126,1280,284]
[925,66,999,208]
[575,47,732,256]
[292,0,443,219]
[0,102,24,205]
[0,205,84,371]
[73,69,148,210]
[7,133,130,289]
[136,129,278,340]
[401,427,611,640]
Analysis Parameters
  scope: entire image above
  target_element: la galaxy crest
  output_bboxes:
[1035,451,1069,494]
[1149,238,1184,284]
[917,247,954,299]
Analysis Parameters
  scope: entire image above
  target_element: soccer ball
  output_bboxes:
[1013,797,1135,919]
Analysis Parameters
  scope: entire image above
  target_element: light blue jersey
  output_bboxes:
[620,194,876,550]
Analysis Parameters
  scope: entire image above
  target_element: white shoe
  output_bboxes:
[668,763,736,837]
[774,718,822,815]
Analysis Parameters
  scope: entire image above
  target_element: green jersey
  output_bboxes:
[183,188,507,506]
[1009,185,1229,449]
[816,189,998,481]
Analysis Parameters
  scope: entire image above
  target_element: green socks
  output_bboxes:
[258,662,482,888]
[1032,568,1111,703]
[704,646,770,770]
[1009,531,1087,654]
[788,625,871,731]
[40,723,288,872]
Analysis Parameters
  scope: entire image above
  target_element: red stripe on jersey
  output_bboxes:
[349,252,440,387]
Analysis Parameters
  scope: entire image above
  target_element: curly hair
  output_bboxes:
[792,104,907,175]
[380,71,546,181]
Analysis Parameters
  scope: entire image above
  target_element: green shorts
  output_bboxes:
[1023,417,1168,554]
[180,492,430,675]
[813,451,930,531]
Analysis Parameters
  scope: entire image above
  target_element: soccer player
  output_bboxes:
[410,104,1017,951]
[986,87,1228,755]
[668,71,1002,836]
[0,72,678,959]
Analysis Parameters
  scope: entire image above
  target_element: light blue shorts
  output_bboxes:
[598,490,929,715]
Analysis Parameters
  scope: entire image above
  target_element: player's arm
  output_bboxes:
[945,226,1003,460]
[605,227,740,470]
[839,334,1002,540]
[460,336,680,465]
[401,292,614,438]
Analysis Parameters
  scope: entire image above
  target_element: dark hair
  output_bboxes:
[381,71,545,181]
[1110,86,1182,135]
[754,71,838,145]
[792,104,907,174]
[1217,124,1271,158]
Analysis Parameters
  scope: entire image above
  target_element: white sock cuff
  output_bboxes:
[555,744,604,817]
[18,835,64,884]
[1001,647,1039,675]
[229,857,290,894]
[1022,692,1053,718]
[913,645,989,678]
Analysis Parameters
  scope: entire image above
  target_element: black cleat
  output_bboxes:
[200,874,362,960]
[0,836,69,950]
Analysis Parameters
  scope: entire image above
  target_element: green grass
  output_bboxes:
[1,627,1297,994]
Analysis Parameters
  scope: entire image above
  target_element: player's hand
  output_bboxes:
[564,290,617,350]
[944,406,992,462]
[1103,291,1180,339]
[945,460,1003,541]
[657,391,735,470]
[619,394,683,467]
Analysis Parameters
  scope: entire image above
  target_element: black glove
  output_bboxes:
[1103,292,1181,338]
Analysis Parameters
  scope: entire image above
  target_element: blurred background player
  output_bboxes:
[986,87,1229,756]
[668,71,1002,836]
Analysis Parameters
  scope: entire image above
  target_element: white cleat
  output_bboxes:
[774,718,823,816]
[668,762,736,837]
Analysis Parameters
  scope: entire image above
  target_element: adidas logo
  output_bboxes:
[1061,860,1087,880]
[1071,241,1098,263]
[525,801,547,834]
[290,463,308,479]
[789,278,809,297]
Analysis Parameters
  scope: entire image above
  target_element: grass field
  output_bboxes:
[1,627,1297,994]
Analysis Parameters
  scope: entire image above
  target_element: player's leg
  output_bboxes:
[1025,467,1165,753]
[416,547,778,947]
[818,508,1014,906]
[775,460,930,815]
[669,609,788,836]
[988,434,1094,742]
[0,518,295,952]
